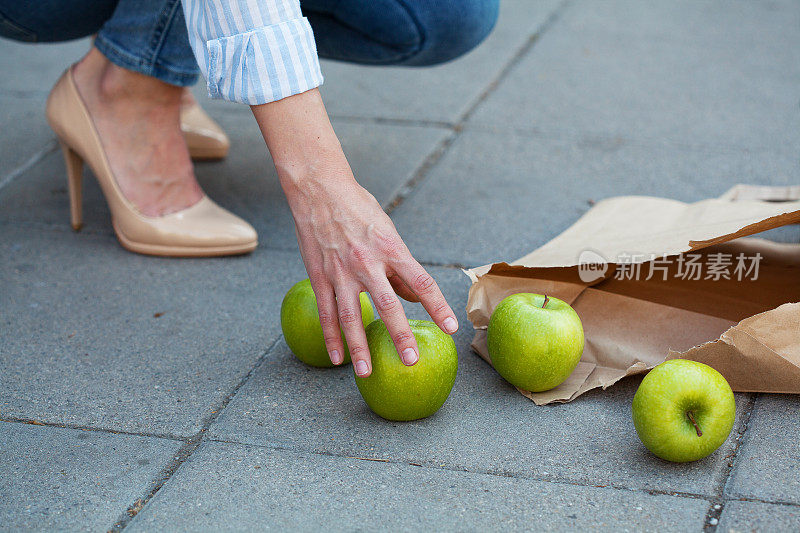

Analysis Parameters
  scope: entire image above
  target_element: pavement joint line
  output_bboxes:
[2,222,470,270]
[0,139,58,192]
[0,219,469,268]
[0,223,473,271]
[203,435,717,505]
[329,114,456,130]
[462,121,799,157]
[0,416,189,442]
[702,392,759,532]
[418,260,469,270]
[726,495,800,509]
[383,0,572,216]
[110,336,283,532]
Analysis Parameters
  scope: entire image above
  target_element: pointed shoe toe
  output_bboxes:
[113,197,258,257]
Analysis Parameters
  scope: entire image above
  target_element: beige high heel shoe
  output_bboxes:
[46,67,258,257]
[181,102,230,160]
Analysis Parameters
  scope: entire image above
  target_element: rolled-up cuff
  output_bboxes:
[205,16,323,105]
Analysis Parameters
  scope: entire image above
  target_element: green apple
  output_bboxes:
[355,319,457,421]
[632,359,735,463]
[280,278,374,367]
[486,293,584,392]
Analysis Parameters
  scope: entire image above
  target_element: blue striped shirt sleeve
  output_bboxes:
[182,0,324,105]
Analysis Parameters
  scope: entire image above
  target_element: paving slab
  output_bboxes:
[717,500,800,532]
[0,36,89,179]
[0,116,448,251]
[726,395,800,505]
[0,95,54,182]
[317,0,562,124]
[0,150,116,236]
[468,0,800,151]
[207,266,748,496]
[0,38,90,96]
[0,421,181,532]
[0,225,306,436]
[390,129,799,267]
[128,440,709,532]
[564,0,800,50]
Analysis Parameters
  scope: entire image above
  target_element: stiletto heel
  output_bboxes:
[45,67,257,257]
[59,141,84,231]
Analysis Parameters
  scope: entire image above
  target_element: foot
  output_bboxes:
[72,48,203,217]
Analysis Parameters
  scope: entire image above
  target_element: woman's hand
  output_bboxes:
[252,89,458,377]
[289,170,458,377]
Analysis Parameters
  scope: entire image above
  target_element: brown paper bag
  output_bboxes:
[465,185,800,405]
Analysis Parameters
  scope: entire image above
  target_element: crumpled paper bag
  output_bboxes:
[465,185,800,405]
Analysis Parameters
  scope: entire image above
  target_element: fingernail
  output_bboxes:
[443,317,458,334]
[355,360,369,376]
[402,347,419,366]
[330,350,342,365]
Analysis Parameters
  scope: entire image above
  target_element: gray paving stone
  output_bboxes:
[0,95,54,181]
[468,0,800,151]
[564,0,800,50]
[0,421,180,532]
[207,266,748,496]
[717,500,800,532]
[0,225,306,436]
[0,38,90,95]
[128,440,709,532]
[727,395,800,505]
[474,2,800,151]
[0,39,85,178]
[0,116,448,251]
[0,150,116,236]
[318,0,562,123]
[390,129,799,267]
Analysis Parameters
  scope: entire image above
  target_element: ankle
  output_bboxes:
[76,47,182,111]
[99,66,183,109]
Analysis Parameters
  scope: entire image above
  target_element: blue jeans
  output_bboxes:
[0,0,499,87]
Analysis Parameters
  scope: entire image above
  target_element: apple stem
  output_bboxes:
[687,411,703,437]
[542,295,550,309]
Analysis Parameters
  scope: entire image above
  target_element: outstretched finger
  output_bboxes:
[310,277,345,365]
[337,284,373,377]
[368,277,419,366]
[397,262,458,335]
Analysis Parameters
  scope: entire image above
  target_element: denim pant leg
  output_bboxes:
[95,0,199,86]
[0,1,117,42]
[301,0,500,66]
[0,0,198,87]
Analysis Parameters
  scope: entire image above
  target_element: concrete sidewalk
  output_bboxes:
[1,1,799,531]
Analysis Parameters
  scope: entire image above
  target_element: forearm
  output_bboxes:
[251,88,354,209]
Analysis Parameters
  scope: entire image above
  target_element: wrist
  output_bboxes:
[277,147,355,199]
[249,88,358,204]
[278,156,365,226]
